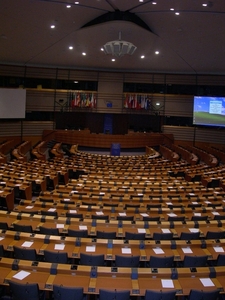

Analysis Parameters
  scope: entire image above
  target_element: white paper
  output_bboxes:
[200,278,215,287]
[189,228,199,233]
[56,224,64,229]
[138,193,143,196]
[79,225,87,230]
[21,241,33,248]
[86,246,96,252]
[122,248,132,254]
[138,228,146,233]
[54,244,65,250]
[211,212,220,215]
[182,247,193,254]
[205,201,211,204]
[119,212,126,216]
[192,202,199,205]
[13,270,31,280]
[153,248,164,254]
[0,237,4,241]
[213,246,224,253]
[99,192,105,195]
[96,211,104,215]
[189,193,195,196]
[166,202,173,205]
[167,213,177,217]
[25,206,33,209]
[48,208,56,212]
[162,229,171,233]
[64,198,71,202]
[194,213,201,216]
[69,210,77,213]
[140,213,149,217]
[161,279,174,288]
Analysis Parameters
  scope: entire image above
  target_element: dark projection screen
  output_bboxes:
[0,88,26,119]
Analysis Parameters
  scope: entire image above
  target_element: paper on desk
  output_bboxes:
[21,241,33,248]
[192,202,199,205]
[122,248,132,254]
[25,206,34,209]
[167,213,177,217]
[99,192,105,195]
[211,212,220,215]
[48,208,56,212]
[205,201,211,204]
[0,237,4,241]
[161,279,174,288]
[161,229,171,233]
[213,246,224,253]
[79,225,87,230]
[69,210,77,213]
[138,193,143,196]
[54,244,65,250]
[119,212,127,216]
[153,248,164,254]
[189,228,199,233]
[140,213,149,217]
[13,270,31,281]
[86,246,96,252]
[194,213,201,216]
[96,211,104,215]
[138,228,146,233]
[64,198,71,202]
[166,202,173,206]
[182,247,193,254]
[200,278,215,287]
[56,224,64,229]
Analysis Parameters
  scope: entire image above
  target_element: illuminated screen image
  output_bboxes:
[193,96,225,127]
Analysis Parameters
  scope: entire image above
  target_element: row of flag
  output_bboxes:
[69,92,97,108]
[124,94,151,109]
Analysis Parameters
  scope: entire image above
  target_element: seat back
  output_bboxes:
[9,281,41,300]
[115,255,140,267]
[125,232,145,240]
[145,289,176,300]
[53,285,84,300]
[68,229,88,237]
[188,289,219,300]
[180,231,200,240]
[44,250,68,263]
[149,255,174,268]
[153,232,173,240]
[39,226,59,236]
[13,223,33,233]
[96,231,116,239]
[80,253,104,266]
[99,289,130,300]
[13,246,37,261]
[183,255,208,267]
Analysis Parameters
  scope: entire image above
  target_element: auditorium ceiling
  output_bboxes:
[0,0,225,74]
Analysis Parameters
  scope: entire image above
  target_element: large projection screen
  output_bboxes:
[0,88,26,119]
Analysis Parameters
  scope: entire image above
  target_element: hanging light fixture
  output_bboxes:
[103,32,137,57]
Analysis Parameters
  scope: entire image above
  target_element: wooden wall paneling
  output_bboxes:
[162,125,195,142]
[164,95,193,117]
[0,64,25,77]
[26,89,55,111]
[25,66,57,79]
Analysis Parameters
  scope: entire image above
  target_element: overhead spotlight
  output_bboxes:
[155,51,159,55]
[82,52,86,56]
[69,46,73,50]
[141,55,145,59]
[50,25,55,29]
[103,32,137,57]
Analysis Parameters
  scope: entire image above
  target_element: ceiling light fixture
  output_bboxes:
[103,32,137,57]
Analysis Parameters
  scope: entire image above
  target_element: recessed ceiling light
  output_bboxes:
[175,12,180,15]
[156,102,160,106]
[82,52,86,56]
[100,48,104,51]
[155,51,159,55]
[66,5,71,8]
[74,81,78,83]
[170,8,174,11]
[141,55,145,59]
[50,25,55,29]
[202,3,207,6]
[69,46,73,50]
[152,2,157,4]
[74,1,79,4]
[112,59,115,62]
[139,0,144,2]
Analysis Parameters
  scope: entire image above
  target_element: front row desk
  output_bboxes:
[0,257,225,298]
